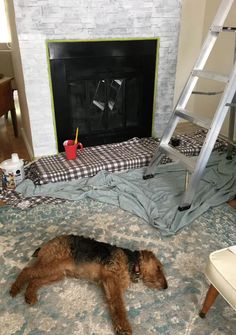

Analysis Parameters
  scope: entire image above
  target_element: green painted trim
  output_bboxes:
[45,41,59,154]
[46,37,159,43]
[45,37,160,149]
[152,38,160,138]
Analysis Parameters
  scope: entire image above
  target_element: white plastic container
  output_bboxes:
[0,153,25,189]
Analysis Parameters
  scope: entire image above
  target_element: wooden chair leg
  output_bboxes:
[199,284,219,318]
[10,107,18,137]
[4,111,9,120]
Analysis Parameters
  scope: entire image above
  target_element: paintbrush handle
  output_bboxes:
[74,127,79,144]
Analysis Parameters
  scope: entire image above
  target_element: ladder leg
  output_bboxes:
[179,116,230,210]
[179,61,236,209]
[143,114,180,179]
[226,101,236,160]
[143,150,165,179]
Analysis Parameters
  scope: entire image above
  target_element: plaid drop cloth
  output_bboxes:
[0,130,229,209]
[27,137,161,185]
[27,130,227,185]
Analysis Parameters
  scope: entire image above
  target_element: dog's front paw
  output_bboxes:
[25,292,38,305]
[116,330,132,335]
[115,323,132,335]
[10,283,21,297]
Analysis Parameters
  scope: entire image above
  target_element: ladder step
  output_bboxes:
[192,90,223,96]
[223,26,236,32]
[175,109,211,129]
[160,144,196,172]
[211,25,236,32]
[226,103,236,107]
[192,70,229,83]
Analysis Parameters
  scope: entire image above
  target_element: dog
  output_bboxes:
[10,235,168,335]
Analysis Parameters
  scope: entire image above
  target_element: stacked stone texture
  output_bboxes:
[13,0,181,157]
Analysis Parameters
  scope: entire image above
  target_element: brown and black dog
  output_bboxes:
[10,235,168,335]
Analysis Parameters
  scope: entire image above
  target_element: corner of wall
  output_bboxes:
[6,0,34,159]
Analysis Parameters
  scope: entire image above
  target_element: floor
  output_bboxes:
[1,185,236,335]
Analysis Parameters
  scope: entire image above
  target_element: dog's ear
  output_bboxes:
[140,250,163,268]
[140,250,152,260]
[140,250,156,261]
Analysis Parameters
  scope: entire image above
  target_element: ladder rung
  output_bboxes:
[175,109,211,129]
[192,70,229,83]
[226,138,236,146]
[192,90,223,96]
[160,144,196,172]
[211,25,236,32]
[223,26,236,32]
[226,103,236,107]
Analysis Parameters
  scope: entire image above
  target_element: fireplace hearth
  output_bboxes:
[48,39,158,152]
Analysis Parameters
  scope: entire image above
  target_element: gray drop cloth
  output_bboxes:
[16,152,236,236]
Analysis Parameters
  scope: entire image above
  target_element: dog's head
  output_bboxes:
[139,250,168,290]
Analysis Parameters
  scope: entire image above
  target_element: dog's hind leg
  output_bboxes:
[24,258,76,304]
[25,272,65,305]
[102,276,132,335]
[10,263,41,297]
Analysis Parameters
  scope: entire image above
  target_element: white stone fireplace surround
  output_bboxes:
[13,0,181,157]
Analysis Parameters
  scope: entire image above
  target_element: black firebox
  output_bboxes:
[48,39,158,152]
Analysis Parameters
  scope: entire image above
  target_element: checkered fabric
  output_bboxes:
[174,129,227,155]
[0,130,229,209]
[27,137,161,185]
[0,188,65,209]
[27,130,227,186]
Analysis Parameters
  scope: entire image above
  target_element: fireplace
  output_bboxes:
[48,39,158,152]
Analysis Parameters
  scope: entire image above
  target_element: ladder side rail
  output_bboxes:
[180,61,236,206]
[211,0,235,29]
[175,34,218,110]
[226,102,236,158]
[154,0,234,145]
[227,32,236,158]
[144,150,166,178]
[228,92,236,142]
[194,0,235,70]
[160,114,180,145]
[176,0,234,109]
[161,34,218,145]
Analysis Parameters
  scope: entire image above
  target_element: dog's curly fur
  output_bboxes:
[10,235,168,335]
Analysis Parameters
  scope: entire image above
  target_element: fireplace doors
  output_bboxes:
[48,39,158,151]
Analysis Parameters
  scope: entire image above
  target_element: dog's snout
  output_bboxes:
[161,275,168,290]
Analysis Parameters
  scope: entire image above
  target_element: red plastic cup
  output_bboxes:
[63,140,83,160]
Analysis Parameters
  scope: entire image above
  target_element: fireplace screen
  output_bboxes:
[70,77,140,133]
[48,39,157,151]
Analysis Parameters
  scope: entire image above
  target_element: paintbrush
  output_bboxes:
[74,127,79,145]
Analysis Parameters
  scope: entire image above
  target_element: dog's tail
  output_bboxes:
[32,247,41,257]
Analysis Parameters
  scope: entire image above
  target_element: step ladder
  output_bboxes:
[143,0,236,211]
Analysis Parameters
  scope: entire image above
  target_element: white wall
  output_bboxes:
[174,0,207,106]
